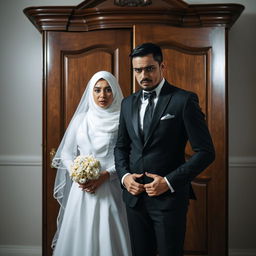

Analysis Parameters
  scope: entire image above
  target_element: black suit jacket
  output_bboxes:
[114,81,215,209]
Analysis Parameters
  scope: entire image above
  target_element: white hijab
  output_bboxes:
[51,71,123,248]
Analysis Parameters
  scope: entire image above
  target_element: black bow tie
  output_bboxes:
[143,91,156,101]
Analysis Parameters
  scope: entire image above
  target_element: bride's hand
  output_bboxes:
[79,171,110,193]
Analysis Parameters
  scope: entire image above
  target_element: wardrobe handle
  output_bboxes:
[50,148,56,168]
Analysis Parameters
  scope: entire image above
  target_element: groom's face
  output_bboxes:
[132,54,164,91]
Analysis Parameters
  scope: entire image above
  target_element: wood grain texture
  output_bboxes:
[23,1,244,255]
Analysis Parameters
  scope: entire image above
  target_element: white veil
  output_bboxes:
[51,71,124,248]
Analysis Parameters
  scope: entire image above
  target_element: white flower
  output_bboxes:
[70,155,101,183]
[79,178,86,184]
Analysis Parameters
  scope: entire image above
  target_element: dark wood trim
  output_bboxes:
[76,0,106,9]
[23,1,244,255]
[23,1,244,33]
[42,31,48,256]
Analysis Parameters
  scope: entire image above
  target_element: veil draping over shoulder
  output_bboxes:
[51,71,124,248]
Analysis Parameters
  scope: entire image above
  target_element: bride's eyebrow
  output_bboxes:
[93,85,111,89]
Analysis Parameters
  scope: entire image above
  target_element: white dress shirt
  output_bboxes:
[121,78,174,193]
[139,78,165,130]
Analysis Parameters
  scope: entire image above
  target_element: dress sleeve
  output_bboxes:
[60,135,76,174]
[59,116,81,174]
[106,165,118,181]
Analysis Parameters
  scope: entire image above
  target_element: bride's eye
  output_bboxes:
[106,88,112,93]
[94,88,101,93]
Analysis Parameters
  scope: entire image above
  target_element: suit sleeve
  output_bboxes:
[114,100,132,182]
[166,92,215,190]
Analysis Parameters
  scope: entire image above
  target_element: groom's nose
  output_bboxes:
[141,69,148,77]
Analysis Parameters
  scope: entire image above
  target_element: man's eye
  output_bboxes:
[134,66,155,73]
[134,68,142,73]
[94,89,100,93]
[145,66,155,72]
[106,88,112,93]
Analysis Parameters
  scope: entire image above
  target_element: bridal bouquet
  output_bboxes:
[70,155,101,184]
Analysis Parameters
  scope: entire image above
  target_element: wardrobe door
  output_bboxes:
[134,24,227,256]
[44,29,132,255]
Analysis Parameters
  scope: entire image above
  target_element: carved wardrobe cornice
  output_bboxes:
[24,0,244,32]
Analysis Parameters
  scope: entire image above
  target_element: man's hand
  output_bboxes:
[124,173,145,195]
[144,172,169,196]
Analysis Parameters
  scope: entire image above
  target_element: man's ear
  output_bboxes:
[160,62,166,74]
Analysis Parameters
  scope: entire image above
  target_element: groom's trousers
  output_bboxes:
[125,193,189,256]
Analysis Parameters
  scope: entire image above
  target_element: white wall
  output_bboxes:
[227,1,256,253]
[0,0,255,256]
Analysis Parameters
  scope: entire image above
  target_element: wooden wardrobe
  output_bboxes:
[24,1,244,255]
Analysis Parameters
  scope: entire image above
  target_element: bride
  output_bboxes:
[51,71,132,256]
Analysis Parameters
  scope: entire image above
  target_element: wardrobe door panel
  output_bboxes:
[44,29,132,255]
[134,24,227,256]
[64,49,114,125]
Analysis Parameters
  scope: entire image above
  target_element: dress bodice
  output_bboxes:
[76,121,117,171]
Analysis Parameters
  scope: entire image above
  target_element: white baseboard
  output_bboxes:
[0,245,255,256]
[0,245,41,256]
[229,249,256,256]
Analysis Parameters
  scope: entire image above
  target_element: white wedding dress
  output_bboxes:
[53,125,132,256]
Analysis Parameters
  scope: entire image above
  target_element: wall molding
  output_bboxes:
[229,156,256,168]
[0,245,41,256]
[0,155,255,168]
[229,249,256,256]
[0,155,42,166]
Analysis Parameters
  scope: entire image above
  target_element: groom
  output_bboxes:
[114,42,215,256]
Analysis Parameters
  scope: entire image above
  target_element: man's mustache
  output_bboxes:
[140,78,152,84]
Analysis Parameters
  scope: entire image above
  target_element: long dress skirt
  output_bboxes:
[53,177,132,256]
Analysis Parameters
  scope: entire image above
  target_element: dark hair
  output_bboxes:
[129,42,163,64]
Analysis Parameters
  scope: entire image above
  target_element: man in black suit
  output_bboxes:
[114,42,215,256]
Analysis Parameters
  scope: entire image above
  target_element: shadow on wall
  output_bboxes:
[228,12,256,251]
[229,13,256,156]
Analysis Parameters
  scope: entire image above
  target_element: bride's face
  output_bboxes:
[93,79,114,109]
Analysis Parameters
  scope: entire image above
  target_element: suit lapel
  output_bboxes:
[144,82,175,146]
[131,90,143,144]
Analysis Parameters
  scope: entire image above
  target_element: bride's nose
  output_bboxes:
[99,90,106,98]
